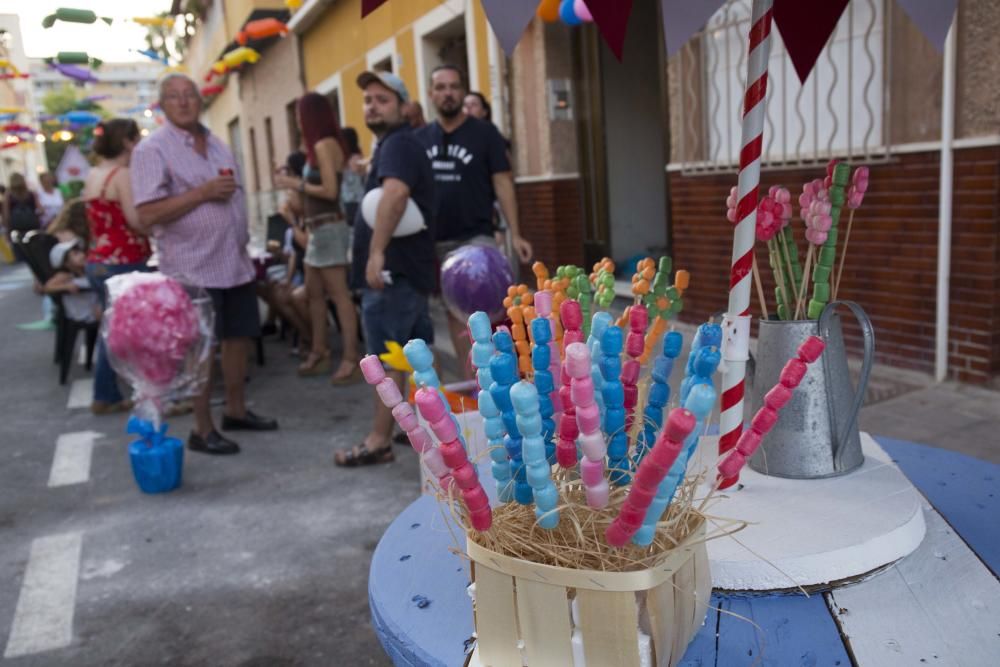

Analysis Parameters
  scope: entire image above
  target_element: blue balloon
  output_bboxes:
[559,0,582,26]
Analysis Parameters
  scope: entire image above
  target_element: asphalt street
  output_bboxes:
[0,263,418,667]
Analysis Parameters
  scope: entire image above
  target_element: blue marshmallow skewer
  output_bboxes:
[529,317,557,465]
[469,312,513,503]
[680,323,722,405]
[490,330,533,505]
[511,380,560,528]
[587,312,613,419]
[632,352,719,546]
[599,325,629,486]
[633,331,683,466]
[403,339,465,449]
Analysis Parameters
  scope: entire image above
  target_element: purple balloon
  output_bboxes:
[440,244,513,323]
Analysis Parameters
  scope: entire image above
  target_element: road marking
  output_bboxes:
[48,432,102,487]
[77,343,87,367]
[66,378,92,409]
[4,532,83,658]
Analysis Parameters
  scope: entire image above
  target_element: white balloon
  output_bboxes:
[361,187,426,237]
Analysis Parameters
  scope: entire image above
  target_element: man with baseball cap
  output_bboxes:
[336,71,436,467]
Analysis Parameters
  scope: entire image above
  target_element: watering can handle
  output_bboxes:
[818,300,875,470]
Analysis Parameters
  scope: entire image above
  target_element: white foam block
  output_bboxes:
[694,433,926,591]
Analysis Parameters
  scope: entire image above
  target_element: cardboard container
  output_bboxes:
[467,520,710,666]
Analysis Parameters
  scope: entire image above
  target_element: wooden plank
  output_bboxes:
[829,508,1000,666]
[645,578,676,667]
[474,564,522,667]
[577,588,641,666]
[691,546,712,635]
[877,436,1000,576]
[513,577,574,666]
[670,557,696,662]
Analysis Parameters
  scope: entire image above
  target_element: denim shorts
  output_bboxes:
[361,278,434,358]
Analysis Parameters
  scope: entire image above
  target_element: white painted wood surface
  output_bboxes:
[695,433,927,590]
[828,508,1000,666]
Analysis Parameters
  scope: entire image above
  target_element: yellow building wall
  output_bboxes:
[301,0,496,150]
[223,0,288,39]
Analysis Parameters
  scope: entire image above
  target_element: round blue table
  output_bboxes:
[369,437,1000,666]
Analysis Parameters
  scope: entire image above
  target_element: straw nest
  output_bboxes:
[436,460,711,574]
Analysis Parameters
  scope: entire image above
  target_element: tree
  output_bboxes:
[40,84,107,173]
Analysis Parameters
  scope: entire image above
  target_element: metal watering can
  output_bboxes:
[747,301,875,479]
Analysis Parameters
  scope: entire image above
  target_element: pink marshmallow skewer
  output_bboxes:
[415,387,493,532]
[717,336,826,480]
[622,305,648,436]
[566,342,610,508]
[606,408,696,547]
[359,355,453,492]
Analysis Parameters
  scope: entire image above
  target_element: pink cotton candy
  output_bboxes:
[451,462,478,490]
[751,406,779,434]
[629,484,656,508]
[407,428,431,453]
[360,355,386,384]
[415,387,447,422]
[438,474,455,493]
[617,502,646,528]
[576,404,601,434]
[560,299,583,330]
[469,507,492,531]
[579,431,606,461]
[648,435,684,470]
[564,342,591,378]
[430,415,458,443]
[629,305,648,331]
[557,439,578,468]
[805,228,828,245]
[423,448,450,477]
[620,360,641,385]
[764,384,793,410]
[626,332,645,358]
[635,460,667,488]
[726,207,738,223]
[735,429,763,456]
[605,522,630,548]
[726,186,738,210]
[463,485,490,512]
[105,277,202,391]
[571,378,595,408]
[559,411,579,439]
[585,480,610,509]
[664,408,697,441]
[534,290,552,316]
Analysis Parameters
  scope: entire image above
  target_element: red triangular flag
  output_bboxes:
[582,0,633,61]
[362,0,389,19]
[773,0,849,83]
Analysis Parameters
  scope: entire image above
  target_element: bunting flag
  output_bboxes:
[660,0,727,58]
[895,0,958,52]
[361,0,389,19]
[773,0,849,83]
[582,0,633,61]
[481,0,539,55]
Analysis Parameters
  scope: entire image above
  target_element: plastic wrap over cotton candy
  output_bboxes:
[102,273,214,424]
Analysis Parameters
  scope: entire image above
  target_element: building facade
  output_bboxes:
[0,14,47,186]
[29,60,161,127]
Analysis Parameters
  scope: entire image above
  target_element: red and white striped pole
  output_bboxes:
[719,0,774,490]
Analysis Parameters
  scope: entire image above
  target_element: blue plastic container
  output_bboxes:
[127,417,184,494]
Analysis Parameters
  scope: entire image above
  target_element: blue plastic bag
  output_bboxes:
[127,416,183,494]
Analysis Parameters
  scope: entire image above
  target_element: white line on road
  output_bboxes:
[77,343,87,367]
[48,432,103,488]
[4,532,83,658]
[66,378,92,410]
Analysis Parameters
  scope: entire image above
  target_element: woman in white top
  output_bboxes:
[37,173,65,229]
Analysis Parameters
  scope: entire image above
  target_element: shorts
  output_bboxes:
[434,234,497,263]
[361,278,434,358]
[265,264,304,288]
[206,281,261,340]
[304,220,351,268]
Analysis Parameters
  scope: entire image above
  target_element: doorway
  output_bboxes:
[419,14,469,121]
[574,1,670,270]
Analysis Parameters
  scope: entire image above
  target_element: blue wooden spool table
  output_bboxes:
[369,437,1000,666]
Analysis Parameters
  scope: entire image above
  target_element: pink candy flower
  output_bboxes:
[725,185,739,223]
[847,165,869,210]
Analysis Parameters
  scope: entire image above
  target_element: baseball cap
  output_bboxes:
[49,239,82,269]
[357,70,410,103]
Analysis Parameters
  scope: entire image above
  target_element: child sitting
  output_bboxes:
[45,239,99,324]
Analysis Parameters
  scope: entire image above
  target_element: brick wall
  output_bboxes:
[516,177,585,272]
[668,147,1000,383]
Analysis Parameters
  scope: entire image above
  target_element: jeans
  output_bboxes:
[86,262,149,404]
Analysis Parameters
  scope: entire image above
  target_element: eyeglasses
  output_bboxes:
[162,92,200,103]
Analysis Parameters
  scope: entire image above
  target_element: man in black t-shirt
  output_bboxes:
[336,70,436,468]
[416,65,532,375]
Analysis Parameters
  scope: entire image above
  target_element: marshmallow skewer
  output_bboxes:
[490,332,533,505]
[529,317,557,465]
[415,387,493,532]
[718,336,826,478]
[469,312,513,503]
[605,408,697,547]
[359,356,453,492]
[533,290,563,416]
[566,342,610,509]
[555,300,585,469]
[586,312,613,419]
[622,305,648,437]
[510,380,561,527]
[599,325,629,485]
[633,382,716,547]
[633,331,683,466]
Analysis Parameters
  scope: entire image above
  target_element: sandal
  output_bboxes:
[334,443,395,467]
[298,352,330,376]
[330,362,363,386]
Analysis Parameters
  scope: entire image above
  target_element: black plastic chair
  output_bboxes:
[13,231,98,384]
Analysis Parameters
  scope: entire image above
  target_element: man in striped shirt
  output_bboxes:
[131,73,277,456]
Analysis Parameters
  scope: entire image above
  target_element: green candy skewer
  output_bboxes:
[780,226,802,307]
[767,239,790,320]
[807,163,851,319]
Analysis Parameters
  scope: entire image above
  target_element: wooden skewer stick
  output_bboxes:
[752,253,769,321]
[794,245,815,321]
[832,208,856,301]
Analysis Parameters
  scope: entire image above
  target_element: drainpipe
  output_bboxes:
[934,22,956,383]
